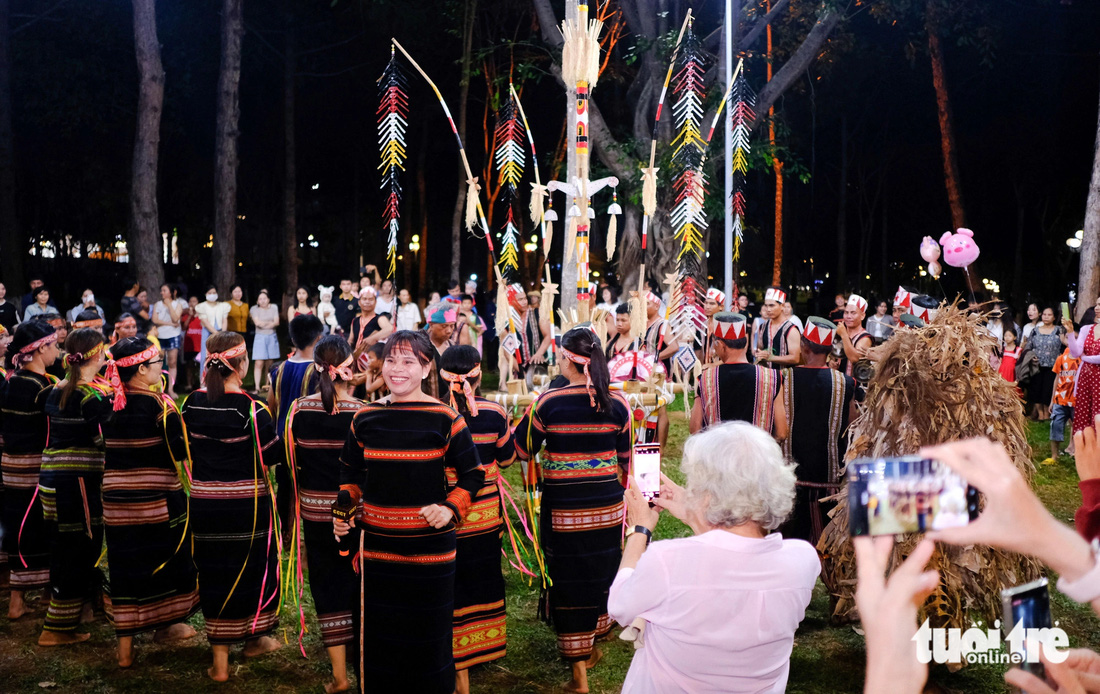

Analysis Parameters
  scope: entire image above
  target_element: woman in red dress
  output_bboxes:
[1066,296,1100,434]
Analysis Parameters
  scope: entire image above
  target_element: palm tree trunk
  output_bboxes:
[129,0,166,292]
[926,3,966,230]
[212,0,243,295]
[1078,89,1100,320]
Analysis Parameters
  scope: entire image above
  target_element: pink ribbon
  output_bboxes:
[440,366,481,415]
[560,347,595,407]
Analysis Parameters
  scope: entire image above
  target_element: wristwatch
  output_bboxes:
[625,525,653,545]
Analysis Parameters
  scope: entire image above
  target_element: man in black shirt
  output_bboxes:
[333,278,358,335]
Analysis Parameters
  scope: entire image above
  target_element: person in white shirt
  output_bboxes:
[609,421,819,693]
[194,285,230,374]
[375,279,397,317]
[67,288,106,324]
[782,301,804,333]
[152,283,187,398]
[395,288,421,332]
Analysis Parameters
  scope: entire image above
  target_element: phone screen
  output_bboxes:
[1002,579,1052,682]
[847,456,980,536]
[633,444,661,500]
[1062,302,1072,323]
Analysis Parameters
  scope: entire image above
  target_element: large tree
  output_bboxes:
[1079,89,1100,320]
[129,0,166,292]
[0,0,20,291]
[532,0,842,306]
[212,0,244,295]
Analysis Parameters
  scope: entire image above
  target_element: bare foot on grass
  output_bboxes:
[242,635,281,658]
[153,623,197,643]
[38,631,91,647]
[206,666,229,683]
[324,680,350,693]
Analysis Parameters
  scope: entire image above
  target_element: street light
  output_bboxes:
[1068,229,1084,250]
[409,234,420,254]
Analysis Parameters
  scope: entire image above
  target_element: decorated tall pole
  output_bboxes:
[560,0,602,322]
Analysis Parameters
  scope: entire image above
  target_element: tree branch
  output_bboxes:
[752,10,841,134]
[740,0,790,50]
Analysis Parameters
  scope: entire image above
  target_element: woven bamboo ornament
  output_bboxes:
[606,189,621,259]
[377,47,408,279]
[493,90,525,282]
[728,69,756,260]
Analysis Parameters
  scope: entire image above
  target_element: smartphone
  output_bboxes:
[1061,302,1072,323]
[847,456,980,536]
[1002,578,1052,684]
[633,444,661,501]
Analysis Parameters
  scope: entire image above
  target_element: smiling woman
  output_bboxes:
[335,330,486,693]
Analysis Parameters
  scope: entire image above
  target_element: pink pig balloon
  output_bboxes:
[928,260,942,279]
[920,236,941,264]
[939,228,980,268]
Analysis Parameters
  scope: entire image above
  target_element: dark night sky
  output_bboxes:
[7,0,1100,314]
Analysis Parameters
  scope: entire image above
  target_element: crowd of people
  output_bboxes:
[4,266,1100,694]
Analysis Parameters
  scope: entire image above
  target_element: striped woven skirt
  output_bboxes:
[539,467,624,661]
[299,488,355,647]
[452,492,507,669]
[1,453,51,589]
[38,449,106,633]
[190,479,280,644]
[352,507,458,694]
[103,468,199,636]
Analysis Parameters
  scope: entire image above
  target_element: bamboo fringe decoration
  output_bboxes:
[627,294,645,342]
[561,14,602,88]
[606,213,617,259]
[589,308,609,347]
[543,219,554,255]
[529,182,548,225]
[817,302,1042,636]
[564,215,578,264]
[494,276,511,336]
[464,177,481,231]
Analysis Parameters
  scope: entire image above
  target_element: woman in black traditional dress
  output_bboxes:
[181,331,282,681]
[37,328,113,646]
[438,345,515,694]
[515,327,632,693]
[1,321,59,619]
[100,337,199,667]
[287,335,361,693]
[333,330,485,694]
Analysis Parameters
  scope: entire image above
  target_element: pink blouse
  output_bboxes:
[608,530,820,694]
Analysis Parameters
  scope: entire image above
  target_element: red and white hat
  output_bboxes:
[506,283,525,305]
[711,312,747,341]
[847,294,868,313]
[706,287,726,304]
[645,291,661,305]
[764,287,787,304]
[803,317,837,347]
[894,286,913,311]
[910,295,939,323]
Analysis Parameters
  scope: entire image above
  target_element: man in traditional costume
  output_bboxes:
[691,312,787,440]
[835,294,873,380]
[643,291,679,368]
[780,317,857,545]
[699,287,725,365]
[503,283,552,389]
[753,287,801,369]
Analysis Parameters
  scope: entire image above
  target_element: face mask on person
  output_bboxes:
[206,293,218,302]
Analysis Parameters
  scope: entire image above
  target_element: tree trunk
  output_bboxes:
[212,0,243,295]
[1078,89,1100,320]
[926,4,966,231]
[766,1,783,287]
[129,0,166,293]
[837,114,848,290]
[449,0,477,284]
[0,0,20,293]
[282,10,298,314]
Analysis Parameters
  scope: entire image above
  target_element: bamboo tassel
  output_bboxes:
[529,182,548,225]
[542,219,554,255]
[641,167,659,217]
[494,275,510,336]
[465,177,481,231]
[606,213,618,260]
[627,293,645,342]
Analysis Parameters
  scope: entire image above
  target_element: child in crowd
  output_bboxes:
[1046,345,1081,464]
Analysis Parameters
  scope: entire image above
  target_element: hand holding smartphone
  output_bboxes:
[633,444,661,501]
[848,456,980,537]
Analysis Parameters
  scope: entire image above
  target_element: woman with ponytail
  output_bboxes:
[0,321,60,619]
[181,331,283,681]
[100,337,198,667]
[514,326,632,693]
[438,345,515,694]
[37,328,113,645]
[285,335,361,693]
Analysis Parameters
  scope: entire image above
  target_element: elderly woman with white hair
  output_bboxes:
[608,421,820,693]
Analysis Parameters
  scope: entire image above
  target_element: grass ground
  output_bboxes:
[0,409,1096,693]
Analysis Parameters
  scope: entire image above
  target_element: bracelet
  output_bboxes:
[1057,538,1100,603]
[625,525,653,545]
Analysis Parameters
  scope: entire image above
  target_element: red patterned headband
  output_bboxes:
[712,320,746,341]
[105,344,161,411]
[12,332,58,370]
[560,347,595,407]
[73,318,104,329]
[206,341,247,370]
[440,365,481,416]
[326,354,355,384]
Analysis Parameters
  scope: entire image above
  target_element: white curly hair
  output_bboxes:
[682,421,797,531]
